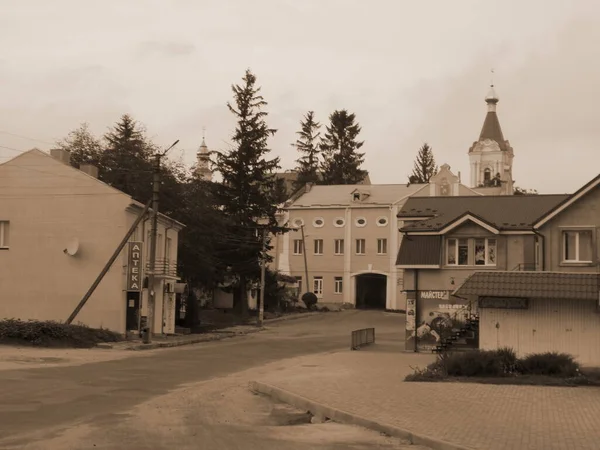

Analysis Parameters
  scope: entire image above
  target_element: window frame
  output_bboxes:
[377,238,387,255]
[313,239,324,255]
[562,229,594,264]
[355,217,367,227]
[313,276,323,297]
[0,221,9,249]
[333,217,345,227]
[293,239,304,255]
[313,217,325,228]
[356,238,366,255]
[446,237,497,267]
[334,276,343,294]
[376,216,388,227]
[334,238,344,255]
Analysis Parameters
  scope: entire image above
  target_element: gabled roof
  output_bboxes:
[533,173,600,229]
[1,149,185,229]
[275,171,371,196]
[398,194,570,232]
[395,235,442,268]
[453,271,600,301]
[289,183,428,208]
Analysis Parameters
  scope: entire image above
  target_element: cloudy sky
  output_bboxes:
[1,0,599,194]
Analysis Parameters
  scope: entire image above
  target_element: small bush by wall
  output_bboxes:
[405,347,592,385]
[0,319,124,348]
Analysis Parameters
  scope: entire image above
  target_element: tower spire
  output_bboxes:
[485,68,499,111]
[195,127,212,181]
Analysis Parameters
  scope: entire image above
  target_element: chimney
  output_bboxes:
[458,171,461,182]
[80,164,99,178]
[50,148,71,165]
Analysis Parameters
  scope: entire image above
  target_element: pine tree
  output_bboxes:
[320,109,367,185]
[409,143,438,183]
[292,111,322,191]
[212,69,283,317]
[56,122,103,168]
[100,114,155,202]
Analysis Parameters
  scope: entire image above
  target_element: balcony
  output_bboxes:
[146,259,179,279]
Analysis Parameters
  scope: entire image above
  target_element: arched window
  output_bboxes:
[483,168,492,183]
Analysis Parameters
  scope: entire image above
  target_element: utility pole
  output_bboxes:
[258,227,267,327]
[300,224,309,295]
[145,140,179,343]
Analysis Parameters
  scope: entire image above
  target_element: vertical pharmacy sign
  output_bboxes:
[127,242,143,291]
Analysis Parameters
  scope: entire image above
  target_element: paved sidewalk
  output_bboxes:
[101,311,327,350]
[255,342,600,450]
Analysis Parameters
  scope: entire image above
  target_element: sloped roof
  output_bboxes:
[534,173,600,229]
[453,271,600,300]
[274,171,371,195]
[398,194,570,232]
[395,235,442,267]
[290,183,428,208]
[478,111,507,150]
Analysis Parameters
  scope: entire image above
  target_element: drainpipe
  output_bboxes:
[414,268,419,353]
[532,229,546,271]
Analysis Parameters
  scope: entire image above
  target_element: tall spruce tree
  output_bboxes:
[100,114,155,202]
[409,143,438,183]
[212,69,283,317]
[320,109,367,185]
[292,111,322,191]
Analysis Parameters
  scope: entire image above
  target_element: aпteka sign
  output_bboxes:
[127,241,143,291]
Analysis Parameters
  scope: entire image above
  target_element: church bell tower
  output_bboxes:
[468,84,514,194]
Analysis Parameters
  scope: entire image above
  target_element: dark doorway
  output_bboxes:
[126,291,140,331]
[355,274,387,309]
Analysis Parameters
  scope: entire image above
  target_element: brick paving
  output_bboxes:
[258,343,600,450]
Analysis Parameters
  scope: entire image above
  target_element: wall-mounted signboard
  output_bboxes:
[479,296,528,309]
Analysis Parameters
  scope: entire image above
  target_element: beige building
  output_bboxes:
[269,165,481,310]
[269,85,515,310]
[0,149,184,334]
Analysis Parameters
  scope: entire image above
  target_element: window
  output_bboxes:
[353,192,361,201]
[483,168,491,183]
[314,239,324,255]
[446,238,469,266]
[446,237,496,266]
[377,217,388,227]
[334,217,345,227]
[313,276,323,297]
[293,239,304,255]
[563,230,593,263]
[313,217,324,228]
[334,239,344,255]
[334,277,343,294]
[0,221,9,249]
[377,238,388,255]
[474,238,496,265]
[355,217,367,227]
[356,239,366,255]
[292,218,304,228]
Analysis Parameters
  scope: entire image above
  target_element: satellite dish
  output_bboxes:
[64,238,80,256]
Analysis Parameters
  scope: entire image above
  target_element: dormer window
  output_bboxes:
[351,189,370,202]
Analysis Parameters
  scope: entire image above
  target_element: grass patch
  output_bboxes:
[405,348,600,387]
[0,319,124,348]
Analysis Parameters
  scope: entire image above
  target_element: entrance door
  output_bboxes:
[355,274,387,309]
[126,291,140,331]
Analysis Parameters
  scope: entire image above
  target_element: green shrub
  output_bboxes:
[518,352,580,377]
[442,350,508,377]
[0,319,124,348]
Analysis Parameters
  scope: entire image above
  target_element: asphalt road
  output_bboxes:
[0,310,418,450]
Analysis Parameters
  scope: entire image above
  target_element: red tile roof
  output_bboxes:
[453,271,600,300]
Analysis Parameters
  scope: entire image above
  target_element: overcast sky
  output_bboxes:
[1,0,599,194]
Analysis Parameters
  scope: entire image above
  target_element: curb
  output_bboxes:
[97,311,331,351]
[122,327,265,351]
[248,381,474,450]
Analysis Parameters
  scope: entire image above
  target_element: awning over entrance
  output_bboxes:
[453,271,600,300]
[395,235,441,268]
